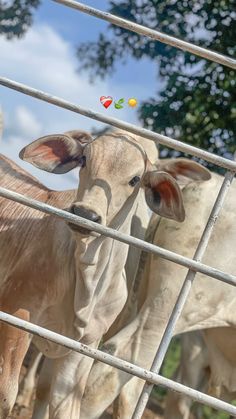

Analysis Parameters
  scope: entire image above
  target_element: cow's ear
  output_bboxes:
[19,131,92,174]
[143,171,185,222]
[158,158,211,188]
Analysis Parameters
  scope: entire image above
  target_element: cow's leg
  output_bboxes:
[164,332,209,419]
[81,299,164,419]
[17,345,43,408]
[112,377,143,419]
[113,332,209,419]
[32,357,52,419]
[0,308,30,418]
[48,341,99,419]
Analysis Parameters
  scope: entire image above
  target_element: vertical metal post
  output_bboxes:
[132,170,235,418]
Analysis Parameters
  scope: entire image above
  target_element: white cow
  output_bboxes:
[0,128,191,418]
[80,167,236,419]
[20,176,155,418]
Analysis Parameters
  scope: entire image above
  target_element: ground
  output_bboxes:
[9,338,232,419]
[9,361,164,419]
[10,391,163,419]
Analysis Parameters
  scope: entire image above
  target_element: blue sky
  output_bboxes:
[0,0,158,189]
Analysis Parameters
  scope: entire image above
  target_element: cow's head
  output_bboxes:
[19,130,210,234]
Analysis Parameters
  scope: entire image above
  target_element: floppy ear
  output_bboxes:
[157,158,211,188]
[143,171,185,222]
[19,131,92,174]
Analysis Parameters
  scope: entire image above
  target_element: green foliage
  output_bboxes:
[152,337,181,402]
[0,0,40,38]
[77,0,236,171]
[201,406,230,419]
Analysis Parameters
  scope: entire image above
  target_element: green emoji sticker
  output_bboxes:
[114,98,125,109]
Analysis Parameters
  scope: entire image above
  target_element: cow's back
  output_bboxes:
[0,154,76,314]
[0,153,76,204]
[0,153,49,199]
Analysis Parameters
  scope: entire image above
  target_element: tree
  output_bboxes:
[0,0,40,38]
[77,0,236,171]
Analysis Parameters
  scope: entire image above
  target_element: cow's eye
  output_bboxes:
[129,176,141,187]
[78,155,86,168]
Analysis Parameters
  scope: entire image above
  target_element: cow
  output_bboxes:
[17,172,155,417]
[0,127,197,418]
[29,156,210,419]
[80,167,236,419]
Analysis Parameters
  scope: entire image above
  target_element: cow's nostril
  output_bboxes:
[71,206,101,224]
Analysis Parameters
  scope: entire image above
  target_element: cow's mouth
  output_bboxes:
[68,223,91,235]
[67,205,102,235]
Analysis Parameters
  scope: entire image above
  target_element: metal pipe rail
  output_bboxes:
[1,186,236,287]
[52,0,236,70]
[132,170,235,418]
[1,76,236,172]
[0,311,236,417]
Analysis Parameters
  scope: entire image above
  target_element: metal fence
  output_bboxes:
[0,1,236,418]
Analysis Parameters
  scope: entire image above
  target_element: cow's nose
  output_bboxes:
[71,205,102,224]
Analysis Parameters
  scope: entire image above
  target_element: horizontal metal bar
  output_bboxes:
[0,311,235,416]
[132,170,234,418]
[1,77,236,172]
[0,186,236,286]
[52,0,236,70]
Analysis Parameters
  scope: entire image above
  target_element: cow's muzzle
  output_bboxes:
[68,205,102,234]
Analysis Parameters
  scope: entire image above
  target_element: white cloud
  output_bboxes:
[0,24,140,190]
[14,106,42,138]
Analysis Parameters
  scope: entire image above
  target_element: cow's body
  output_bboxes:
[32,184,153,419]
[81,171,236,419]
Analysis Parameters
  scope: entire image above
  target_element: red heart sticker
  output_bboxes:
[100,96,113,109]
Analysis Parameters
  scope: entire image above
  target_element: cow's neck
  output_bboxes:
[72,191,140,343]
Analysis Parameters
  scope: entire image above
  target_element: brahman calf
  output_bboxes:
[0,128,190,418]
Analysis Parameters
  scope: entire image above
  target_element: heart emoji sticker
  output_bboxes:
[100,96,113,109]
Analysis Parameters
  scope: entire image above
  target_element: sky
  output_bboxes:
[0,0,158,189]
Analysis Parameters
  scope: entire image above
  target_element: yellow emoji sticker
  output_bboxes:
[128,98,138,108]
